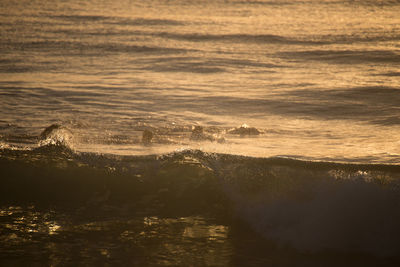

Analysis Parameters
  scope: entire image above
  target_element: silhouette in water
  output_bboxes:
[190,126,214,141]
[142,129,153,144]
[190,126,225,143]
[227,124,261,136]
[40,124,62,139]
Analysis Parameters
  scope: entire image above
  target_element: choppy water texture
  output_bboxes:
[1,0,400,265]
[1,0,400,162]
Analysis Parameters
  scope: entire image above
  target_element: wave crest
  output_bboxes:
[38,124,74,148]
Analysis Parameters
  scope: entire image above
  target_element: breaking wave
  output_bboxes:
[1,147,399,256]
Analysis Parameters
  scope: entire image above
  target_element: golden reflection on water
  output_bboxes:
[1,206,61,235]
[0,206,233,266]
[138,216,231,266]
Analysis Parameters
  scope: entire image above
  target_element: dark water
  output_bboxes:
[1,0,400,265]
[1,145,400,265]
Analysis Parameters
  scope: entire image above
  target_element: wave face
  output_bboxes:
[1,146,400,263]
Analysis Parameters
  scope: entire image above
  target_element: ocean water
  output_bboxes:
[1,0,400,265]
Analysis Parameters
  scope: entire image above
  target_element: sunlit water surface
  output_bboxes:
[1,0,400,266]
[1,0,400,162]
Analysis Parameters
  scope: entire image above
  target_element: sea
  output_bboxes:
[1,0,400,265]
